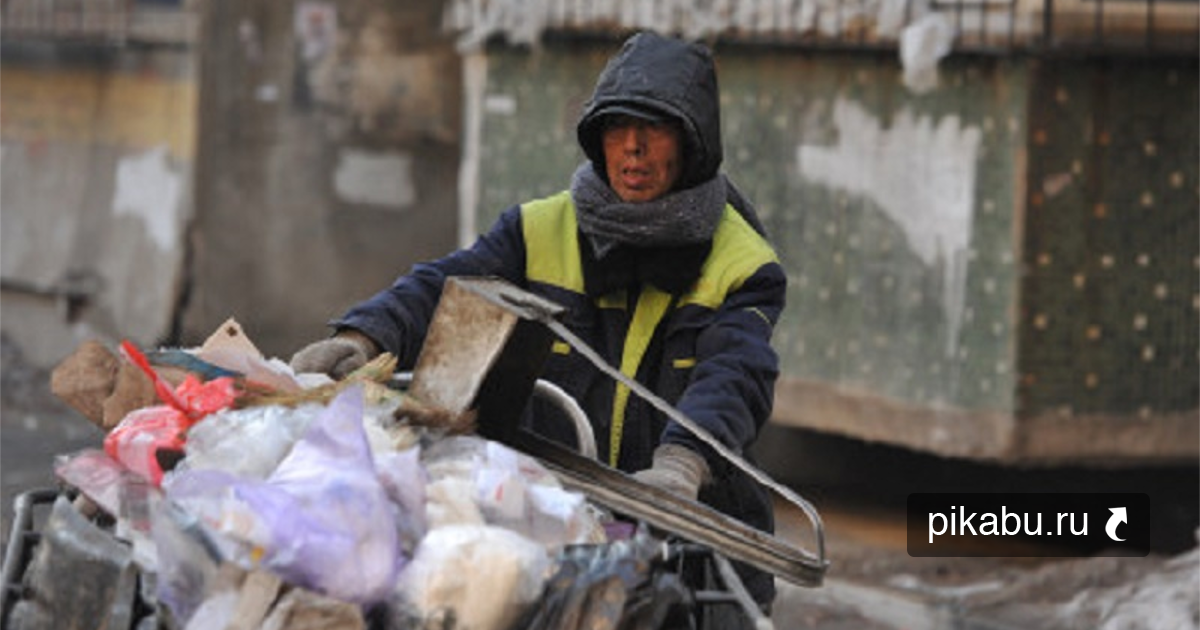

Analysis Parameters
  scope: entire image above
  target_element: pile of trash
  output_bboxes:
[10,319,693,630]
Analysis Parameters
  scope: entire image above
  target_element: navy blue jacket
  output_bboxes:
[337,32,785,604]
[335,192,785,603]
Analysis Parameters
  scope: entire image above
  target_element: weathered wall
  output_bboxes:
[472,41,1200,460]
[1,44,198,367]
[180,0,461,358]
[468,42,1198,463]
[1014,59,1199,462]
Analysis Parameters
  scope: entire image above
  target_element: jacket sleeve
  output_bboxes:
[663,260,786,475]
[331,206,527,368]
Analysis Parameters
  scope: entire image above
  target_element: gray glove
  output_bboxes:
[632,444,711,501]
[289,332,378,380]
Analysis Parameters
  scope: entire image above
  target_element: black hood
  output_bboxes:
[577,32,722,191]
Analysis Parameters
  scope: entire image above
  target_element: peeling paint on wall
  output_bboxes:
[441,0,1046,51]
[797,97,982,355]
[469,49,1023,413]
[295,2,337,63]
[113,146,184,252]
[294,12,459,144]
[333,148,416,209]
[0,68,197,158]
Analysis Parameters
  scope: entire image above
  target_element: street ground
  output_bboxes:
[1,334,105,544]
[759,422,1200,629]
[2,334,1197,629]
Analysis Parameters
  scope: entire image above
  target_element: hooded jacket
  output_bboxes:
[577,31,723,191]
[334,32,783,605]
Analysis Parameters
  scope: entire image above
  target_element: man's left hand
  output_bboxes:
[632,444,710,501]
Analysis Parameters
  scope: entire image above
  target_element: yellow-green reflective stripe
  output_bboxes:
[551,341,571,355]
[746,306,772,327]
[682,206,779,309]
[522,192,584,292]
[609,288,673,467]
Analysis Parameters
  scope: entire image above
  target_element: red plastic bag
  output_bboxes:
[104,405,190,485]
[120,340,238,420]
[105,342,241,484]
[173,373,239,419]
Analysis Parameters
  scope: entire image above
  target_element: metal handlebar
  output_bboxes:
[392,372,598,461]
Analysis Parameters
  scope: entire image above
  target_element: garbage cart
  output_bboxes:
[1,277,827,629]
[1,382,824,629]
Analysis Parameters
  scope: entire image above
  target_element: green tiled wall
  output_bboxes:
[474,44,1197,421]
[1020,59,1199,417]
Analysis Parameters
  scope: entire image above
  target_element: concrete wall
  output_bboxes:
[1,43,198,367]
[1,0,462,368]
[3,3,1193,465]
[179,0,461,359]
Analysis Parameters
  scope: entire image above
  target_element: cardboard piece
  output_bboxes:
[196,317,302,393]
[50,340,121,427]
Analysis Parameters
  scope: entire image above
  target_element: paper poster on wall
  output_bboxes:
[293,1,336,109]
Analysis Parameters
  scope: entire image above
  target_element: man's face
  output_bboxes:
[601,115,683,203]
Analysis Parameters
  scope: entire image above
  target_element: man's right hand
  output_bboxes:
[289,331,379,380]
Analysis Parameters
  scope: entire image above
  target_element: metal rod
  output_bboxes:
[539,316,827,569]
[1,489,60,622]
[532,379,598,461]
[712,551,776,630]
[1146,0,1156,51]
[1008,0,1017,50]
[393,372,599,461]
[522,430,827,587]
[1043,0,1055,49]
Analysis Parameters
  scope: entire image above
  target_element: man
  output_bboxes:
[291,31,785,608]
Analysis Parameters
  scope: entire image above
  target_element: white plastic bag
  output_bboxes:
[393,524,551,630]
[179,403,322,479]
[421,436,600,547]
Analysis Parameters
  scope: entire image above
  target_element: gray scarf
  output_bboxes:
[570,163,726,258]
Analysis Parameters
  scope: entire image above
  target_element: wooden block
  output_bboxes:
[224,570,284,630]
[260,588,365,630]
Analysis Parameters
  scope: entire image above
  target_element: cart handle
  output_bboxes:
[392,372,598,461]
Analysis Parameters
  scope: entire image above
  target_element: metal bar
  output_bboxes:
[980,0,990,49]
[1008,0,1017,50]
[1044,0,1056,49]
[532,379,598,461]
[516,430,827,587]
[955,0,965,45]
[1147,0,1156,51]
[692,591,740,603]
[670,542,773,628]
[536,314,828,569]
[1,489,60,623]
[477,282,825,571]
[836,0,844,45]
[393,372,599,461]
[712,551,775,630]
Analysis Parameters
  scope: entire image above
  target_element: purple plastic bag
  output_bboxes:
[234,386,401,604]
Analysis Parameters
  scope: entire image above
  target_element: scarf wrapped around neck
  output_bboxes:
[570,162,727,258]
